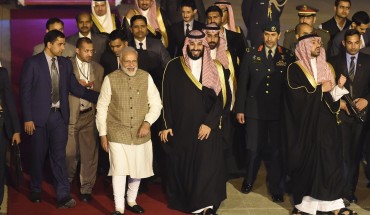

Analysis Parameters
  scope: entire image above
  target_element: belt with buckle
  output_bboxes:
[80,107,93,114]
[51,107,61,112]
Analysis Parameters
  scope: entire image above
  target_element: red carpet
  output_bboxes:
[8,174,187,215]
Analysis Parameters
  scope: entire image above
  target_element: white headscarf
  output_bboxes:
[91,0,114,33]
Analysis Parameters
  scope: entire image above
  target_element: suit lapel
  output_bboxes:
[353,53,364,84]
[71,58,81,79]
[40,53,51,88]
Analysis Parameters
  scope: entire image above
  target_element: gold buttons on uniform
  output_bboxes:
[268,69,271,72]
[266,83,269,86]
[267,76,270,78]
[266,91,269,94]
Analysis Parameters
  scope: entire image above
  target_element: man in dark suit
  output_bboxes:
[67,11,107,62]
[234,22,295,202]
[100,29,129,77]
[206,5,246,78]
[160,0,206,25]
[320,0,351,46]
[33,17,75,58]
[0,67,21,209]
[330,11,370,57]
[129,15,171,91]
[242,0,286,47]
[20,30,98,208]
[328,29,370,205]
[169,0,204,57]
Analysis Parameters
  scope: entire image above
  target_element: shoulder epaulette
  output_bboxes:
[285,28,294,33]
[257,45,263,52]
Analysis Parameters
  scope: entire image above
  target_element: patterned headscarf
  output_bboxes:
[203,23,229,69]
[91,0,114,33]
[295,34,335,85]
[135,0,159,30]
[214,0,236,32]
[182,30,221,95]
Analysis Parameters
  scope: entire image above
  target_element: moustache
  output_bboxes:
[190,49,201,52]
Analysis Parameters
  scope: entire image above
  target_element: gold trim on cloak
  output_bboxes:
[286,62,317,94]
[91,14,116,33]
[180,56,202,90]
[226,50,237,107]
[156,7,169,48]
[214,60,227,108]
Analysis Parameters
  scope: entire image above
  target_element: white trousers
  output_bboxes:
[112,175,141,213]
[296,196,345,214]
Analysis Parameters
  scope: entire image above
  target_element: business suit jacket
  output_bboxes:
[66,33,107,63]
[330,28,370,58]
[33,42,76,58]
[68,58,104,124]
[129,37,171,89]
[100,49,119,77]
[234,45,295,120]
[328,52,370,122]
[321,17,351,42]
[160,0,206,25]
[169,20,205,57]
[0,67,20,140]
[20,52,98,126]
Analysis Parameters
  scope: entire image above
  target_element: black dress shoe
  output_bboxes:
[111,211,123,215]
[30,191,41,203]
[80,193,92,202]
[126,204,144,214]
[271,194,284,203]
[241,179,253,194]
[57,197,77,208]
[345,194,358,203]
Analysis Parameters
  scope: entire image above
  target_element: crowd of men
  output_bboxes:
[1,0,370,214]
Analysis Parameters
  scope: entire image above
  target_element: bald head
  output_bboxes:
[295,23,314,39]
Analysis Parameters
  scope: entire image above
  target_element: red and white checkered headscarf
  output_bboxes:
[182,30,221,95]
[135,0,159,30]
[214,0,236,32]
[203,23,229,69]
[295,34,335,85]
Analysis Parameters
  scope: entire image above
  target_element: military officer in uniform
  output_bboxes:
[283,4,330,52]
[235,22,295,202]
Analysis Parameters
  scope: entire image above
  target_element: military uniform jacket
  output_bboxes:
[283,28,330,51]
[234,45,295,120]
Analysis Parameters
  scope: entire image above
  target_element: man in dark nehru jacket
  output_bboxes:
[235,21,295,203]
[283,4,330,52]
[242,0,287,47]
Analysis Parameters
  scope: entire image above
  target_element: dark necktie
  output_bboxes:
[51,58,59,103]
[267,49,273,62]
[139,42,143,50]
[186,23,190,36]
[349,56,355,81]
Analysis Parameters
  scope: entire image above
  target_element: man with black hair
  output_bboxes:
[328,29,370,205]
[320,0,351,44]
[169,0,205,57]
[100,29,129,77]
[21,30,99,208]
[67,11,107,62]
[66,37,104,202]
[33,17,75,58]
[331,11,370,57]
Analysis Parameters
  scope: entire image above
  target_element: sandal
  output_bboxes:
[292,207,309,215]
[337,208,357,215]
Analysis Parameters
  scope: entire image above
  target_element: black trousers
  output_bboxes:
[0,116,8,205]
[244,118,284,195]
[29,110,70,202]
[340,118,365,197]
